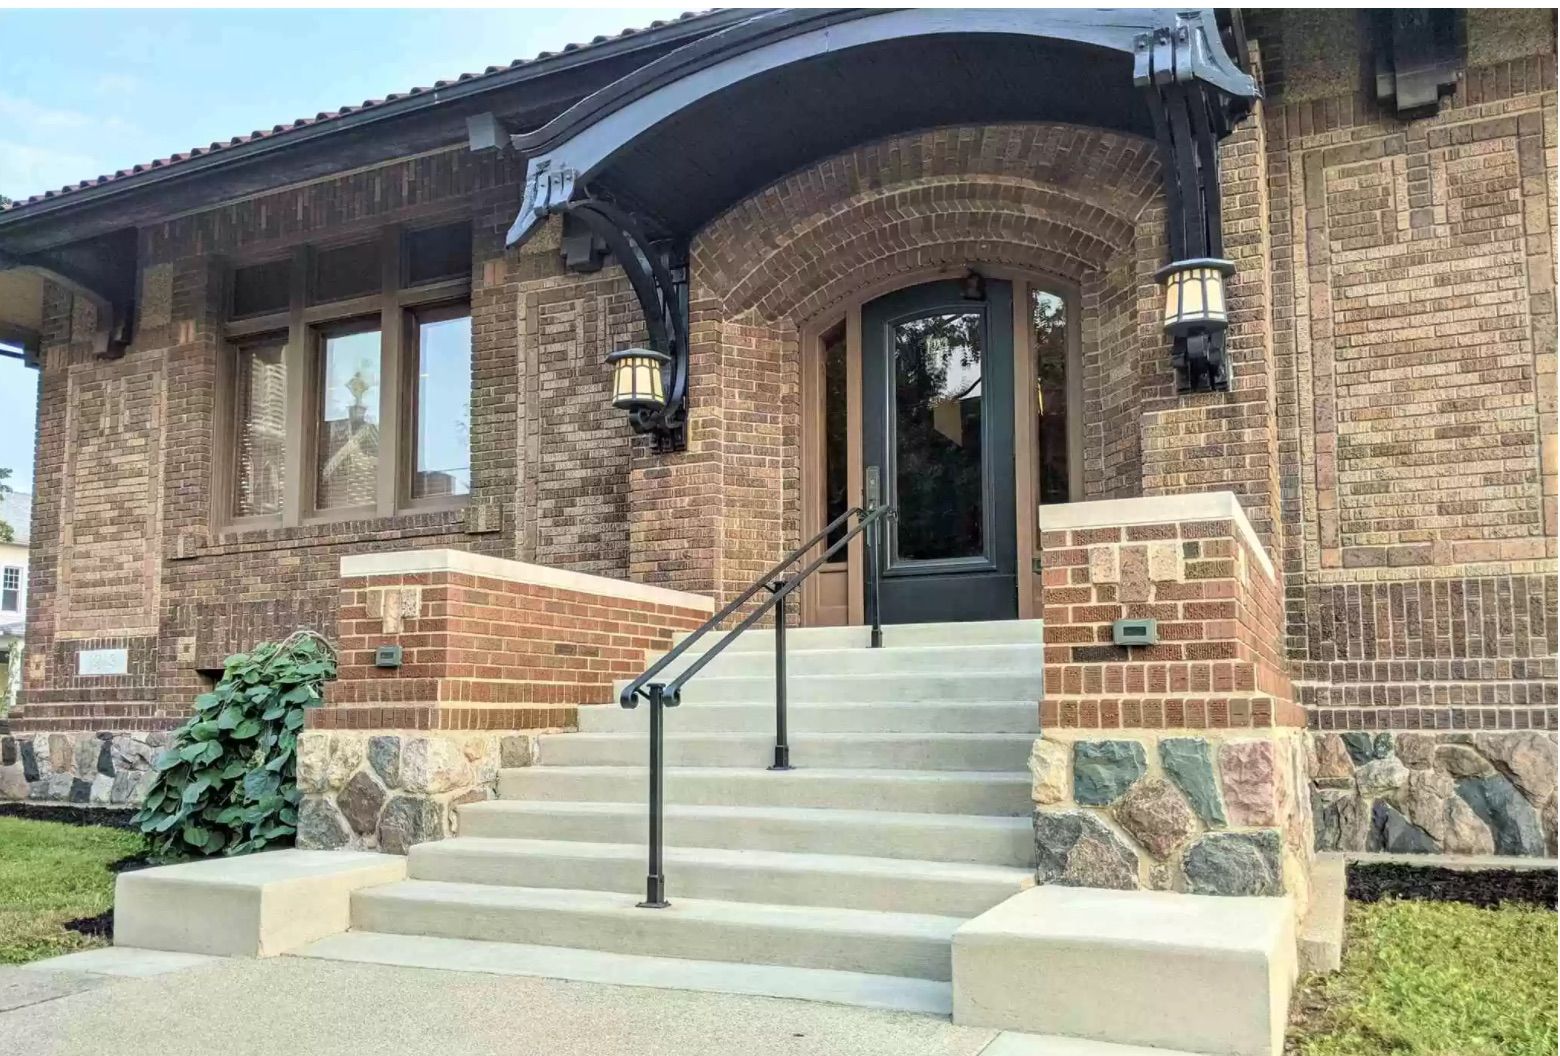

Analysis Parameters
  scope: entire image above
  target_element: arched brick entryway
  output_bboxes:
[627,121,1270,606]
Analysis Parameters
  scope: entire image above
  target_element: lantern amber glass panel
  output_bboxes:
[1155,258,1235,336]
[607,348,669,412]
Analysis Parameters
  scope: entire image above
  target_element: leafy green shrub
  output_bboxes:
[133,631,335,857]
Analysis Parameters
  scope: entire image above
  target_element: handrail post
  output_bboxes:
[768,580,792,771]
[866,510,884,649]
[638,682,670,908]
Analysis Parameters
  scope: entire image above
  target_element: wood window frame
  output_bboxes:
[799,266,1082,626]
[216,221,473,534]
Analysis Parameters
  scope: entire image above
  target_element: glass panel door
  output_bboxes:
[893,312,986,563]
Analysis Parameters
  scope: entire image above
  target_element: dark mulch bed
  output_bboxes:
[1348,862,1557,909]
[58,854,162,943]
[0,802,140,829]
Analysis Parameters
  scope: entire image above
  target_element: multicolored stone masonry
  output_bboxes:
[1030,728,1315,914]
[1309,729,1557,857]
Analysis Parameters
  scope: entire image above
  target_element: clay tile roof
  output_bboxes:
[0,10,719,215]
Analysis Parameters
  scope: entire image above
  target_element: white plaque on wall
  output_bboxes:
[77,648,129,676]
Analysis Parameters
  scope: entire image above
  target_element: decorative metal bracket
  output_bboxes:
[1135,12,1257,394]
[555,197,688,452]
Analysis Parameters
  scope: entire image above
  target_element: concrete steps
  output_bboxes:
[337,618,1045,997]
[672,619,1044,652]
[537,731,1036,769]
[352,881,966,980]
[458,800,1037,867]
[297,931,954,1015]
[497,765,1034,816]
[410,837,1032,917]
[576,699,1040,734]
[650,642,1045,678]
[621,672,1041,704]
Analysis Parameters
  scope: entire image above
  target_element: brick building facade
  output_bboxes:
[0,9,1554,855]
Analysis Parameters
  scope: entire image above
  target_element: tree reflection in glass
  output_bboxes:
[893,311,984,561]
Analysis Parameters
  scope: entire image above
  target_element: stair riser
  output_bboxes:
[576,703,1038,735]
[537,734,1034,771]
[615,675,1041,704]
[458,809,1035,867]
[672,620,1044,653]
[352,890,954,980]
[496,769,1033,816]
[648,645,1044,680]
[408,847,1023,918]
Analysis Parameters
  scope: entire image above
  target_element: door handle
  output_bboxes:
[865,465,881,509]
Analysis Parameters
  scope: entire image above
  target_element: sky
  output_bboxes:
[0,5,691,493]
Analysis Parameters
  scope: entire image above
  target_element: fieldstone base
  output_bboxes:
[1030,729,1314,913]
[296,730,543,854]
[1310,730,1557,857]
[0,730,164,806]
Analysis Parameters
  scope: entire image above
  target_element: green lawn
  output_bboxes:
[1290,899,1559,1056]
[0,816,145,964]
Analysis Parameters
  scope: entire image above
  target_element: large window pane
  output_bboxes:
[233,338,287,517]
[822,325,847,561]
[411,310,472,499]
[1032,290,1070,505]
[894,312,985,561]
[315,327,381,510]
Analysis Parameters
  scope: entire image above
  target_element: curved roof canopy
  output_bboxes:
[502,7,1259,246]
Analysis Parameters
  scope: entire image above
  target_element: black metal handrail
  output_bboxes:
[618,500,894,907]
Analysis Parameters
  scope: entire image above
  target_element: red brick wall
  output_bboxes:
[10,12,1556,742]
[325,555,709,731]
[1038,499,1300,731]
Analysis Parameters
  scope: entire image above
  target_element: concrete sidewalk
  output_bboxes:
[2,949,1190,1056]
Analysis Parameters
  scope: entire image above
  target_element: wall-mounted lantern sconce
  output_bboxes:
[608,347,670,413]
[1156,258,1234,335]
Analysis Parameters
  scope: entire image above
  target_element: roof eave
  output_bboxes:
[0,9,749,242]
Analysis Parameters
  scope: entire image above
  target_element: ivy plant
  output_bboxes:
[133,630,336,857]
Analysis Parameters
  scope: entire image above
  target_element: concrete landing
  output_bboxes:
[114,849,406,957]
[953,886,1296,1056]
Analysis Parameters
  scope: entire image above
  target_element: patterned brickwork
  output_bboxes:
[9,18,1557,747]
[1038,508,1301,730]
[1260,13,1559,734]
[325,563,709,730]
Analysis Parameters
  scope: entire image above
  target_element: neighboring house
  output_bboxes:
[0,490,29,713]
[0,9,1554,1032]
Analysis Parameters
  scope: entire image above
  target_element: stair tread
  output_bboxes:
[362,879,967,936]
[463,798,1034,829]
[501,764,1032,780]
[543,732,1037,741]
[417,836,1034,884]
[298,931,952,1015]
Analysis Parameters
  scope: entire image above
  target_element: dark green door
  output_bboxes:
[862,278,1018,624]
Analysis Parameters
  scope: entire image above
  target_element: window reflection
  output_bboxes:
[315,327,381,510]
[412,312,472,498]
[1033,290,1070,505]
[894,312,984,561]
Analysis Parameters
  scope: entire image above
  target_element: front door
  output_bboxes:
[862,278,1018,623]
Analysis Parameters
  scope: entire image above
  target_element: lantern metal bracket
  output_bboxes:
[1135,13,1250,393]
[549,195,688,452]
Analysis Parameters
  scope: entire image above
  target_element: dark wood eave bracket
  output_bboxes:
[479,7,1260,440]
